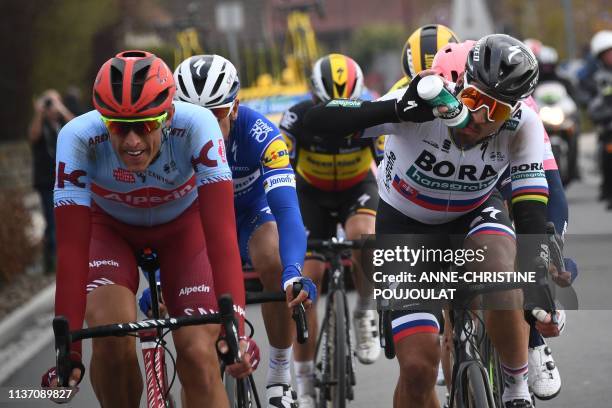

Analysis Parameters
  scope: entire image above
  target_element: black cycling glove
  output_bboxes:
[395,74,436,123]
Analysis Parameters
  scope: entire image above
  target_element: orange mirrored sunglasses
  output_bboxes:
[459,85,515,122]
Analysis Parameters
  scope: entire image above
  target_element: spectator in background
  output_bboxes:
[62,86,85,116]
[28,89,74,273]
[583,30,612,208]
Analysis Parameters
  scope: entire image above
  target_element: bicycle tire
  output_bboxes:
[481,335,504,407]
[463,363,494,408]
[317,297,332,408]
[331,290,347,408]
[224,374,252,408]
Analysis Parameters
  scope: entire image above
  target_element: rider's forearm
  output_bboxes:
[197,182,245,334]
[265,180,306,283]
[302,99,399,136]
[512,200,548,271]
[545,169,568,238]
[54,204,91,357]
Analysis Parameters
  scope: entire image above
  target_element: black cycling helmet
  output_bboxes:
[465,34,539,103]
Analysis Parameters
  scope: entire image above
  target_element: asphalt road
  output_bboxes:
[2,134,612,407]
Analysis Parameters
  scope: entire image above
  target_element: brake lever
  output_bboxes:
[291,282,309,344]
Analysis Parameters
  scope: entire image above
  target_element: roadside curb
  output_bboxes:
[0,283,55,384]
[0,283,55,348]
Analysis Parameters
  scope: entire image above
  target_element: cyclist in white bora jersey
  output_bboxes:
[301,34,553,408]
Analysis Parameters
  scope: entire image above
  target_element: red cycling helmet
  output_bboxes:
[93,50,175,118]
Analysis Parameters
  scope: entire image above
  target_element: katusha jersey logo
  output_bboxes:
[262,139,290,170]
[88,134,109,146]
[217,138,227,163]
[91,176,196,207]
[191,140,218,169]
[113,168,136,183]
[56,162,86,188]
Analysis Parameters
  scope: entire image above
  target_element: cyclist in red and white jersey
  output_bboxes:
[41,51,255,407]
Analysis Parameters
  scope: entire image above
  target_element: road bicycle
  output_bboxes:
[53,248,307,408]
[308,237,363,408]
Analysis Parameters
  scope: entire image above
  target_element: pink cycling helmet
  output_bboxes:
[431,40,476,82]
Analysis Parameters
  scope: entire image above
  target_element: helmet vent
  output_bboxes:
[193,75,206,96]
[483,46,492,71]
[142,88,169,111]
[110,65,124,104]
[177,74,190,98]
[207,95,223,105]
[211,74,224,97]
[122,51,148,58]
[131,62,152,104]
[93,91,114,112]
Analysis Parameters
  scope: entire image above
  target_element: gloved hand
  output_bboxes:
[395,72,436,123]
[532,308,567,337]
[282,265,317,307]
[218,336,261,379]
[41,352,85,403]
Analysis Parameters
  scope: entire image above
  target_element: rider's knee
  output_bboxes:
[397,353,438,393]
[465,236,515,272]
[344,214,375,239]
[176,342,219,388]
[91,337,137,368]
[255,253,283,288]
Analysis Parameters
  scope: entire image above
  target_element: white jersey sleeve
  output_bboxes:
[506,105,549,206]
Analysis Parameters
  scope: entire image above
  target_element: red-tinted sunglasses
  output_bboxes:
[101,112,168,136]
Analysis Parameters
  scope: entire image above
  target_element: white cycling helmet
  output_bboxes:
[538,45,559,65]
[591,30,612,57]
[174,54,240,107]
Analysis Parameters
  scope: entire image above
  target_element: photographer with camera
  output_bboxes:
[28,89,75,273]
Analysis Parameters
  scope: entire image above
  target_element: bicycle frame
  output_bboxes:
[139,248,174,408]
[310,239,359,407]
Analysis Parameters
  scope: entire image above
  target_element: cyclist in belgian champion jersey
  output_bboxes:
[279,53,382,407]
[172,54,316,408]
[41,51,257,408]
[302,35,555,408]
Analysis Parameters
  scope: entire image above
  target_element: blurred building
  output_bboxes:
[164,0,427,53]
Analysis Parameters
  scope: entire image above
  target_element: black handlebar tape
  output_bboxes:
[52,316,71,387]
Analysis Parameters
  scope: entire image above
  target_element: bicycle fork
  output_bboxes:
[140,329,173,408]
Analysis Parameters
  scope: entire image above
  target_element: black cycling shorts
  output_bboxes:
[375,190,515,343]
[298,171,378,259]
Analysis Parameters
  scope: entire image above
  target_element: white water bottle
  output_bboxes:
[417,75,469,128]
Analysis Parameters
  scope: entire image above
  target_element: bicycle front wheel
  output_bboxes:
[224,374,252,408]
[330,290,347,408]
[480,334,504,407]
[461,363,494,408]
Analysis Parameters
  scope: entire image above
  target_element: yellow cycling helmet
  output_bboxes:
[401,24,459,79]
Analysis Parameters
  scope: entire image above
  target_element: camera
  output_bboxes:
[43,97,53,109]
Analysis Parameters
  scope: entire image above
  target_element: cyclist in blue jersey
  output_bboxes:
[173,54,315,408]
